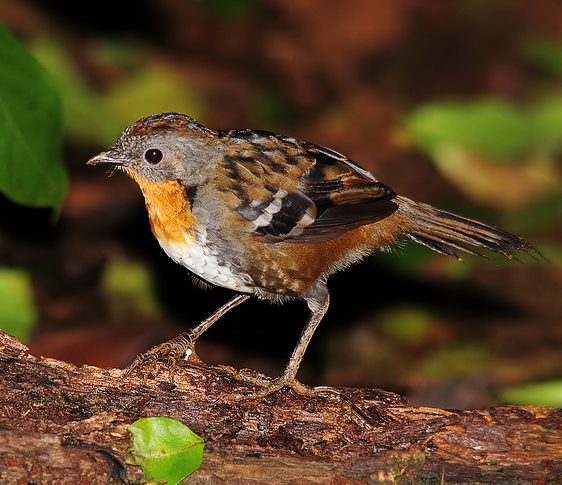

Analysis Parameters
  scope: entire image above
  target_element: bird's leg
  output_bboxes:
[229,293,378,427]
[124,293,250,379]
[237,293,331,398]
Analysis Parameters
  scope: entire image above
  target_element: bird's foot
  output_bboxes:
[228,369,377,427]
[231,368,319,399]
[123,331,199,382]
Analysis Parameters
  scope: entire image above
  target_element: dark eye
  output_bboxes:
[144,148,163,164]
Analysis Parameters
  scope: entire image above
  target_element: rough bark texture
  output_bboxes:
[0,330,560,485]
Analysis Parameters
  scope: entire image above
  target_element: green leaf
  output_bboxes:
[499,380,562,407]
[0,268,38,343]
[127,417,204,485]
[0,23,67,210]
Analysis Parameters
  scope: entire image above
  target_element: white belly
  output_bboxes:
[158,237,253,292]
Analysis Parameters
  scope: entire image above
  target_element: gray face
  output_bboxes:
[88,112,227,188]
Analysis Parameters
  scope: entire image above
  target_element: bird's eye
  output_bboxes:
[144,149,163,164]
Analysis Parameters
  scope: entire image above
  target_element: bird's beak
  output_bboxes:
[87,152,125,166]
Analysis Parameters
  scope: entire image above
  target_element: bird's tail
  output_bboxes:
[394,196,541,261]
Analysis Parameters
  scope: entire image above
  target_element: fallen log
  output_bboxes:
[0,330,560,484]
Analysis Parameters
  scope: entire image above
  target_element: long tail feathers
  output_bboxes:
[395,196,542,261]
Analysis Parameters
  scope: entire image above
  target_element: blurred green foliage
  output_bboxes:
[522,36,562,78]
[499,380,562,407]
[418,342,493,379]
[378,306,434,343]
[406,97,562,164]
[202,0,261,20]
[0,268,38,343]
[100,258,162,319]
[32,39,207,148]
[406,35,562,168]
[404,35,562,225]
[0,22,67,211]
[404,99,561,210]
[406,100,531,161]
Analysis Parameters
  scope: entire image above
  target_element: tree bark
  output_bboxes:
[0,330,560,484]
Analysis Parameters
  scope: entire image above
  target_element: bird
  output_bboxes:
[88,111,540,396]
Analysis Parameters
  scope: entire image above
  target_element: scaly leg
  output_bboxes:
[124,293,250,377]
[240,293,331,397]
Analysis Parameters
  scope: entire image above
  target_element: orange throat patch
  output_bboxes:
[125,169,196,246]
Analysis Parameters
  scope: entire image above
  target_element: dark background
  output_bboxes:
[0,0,560,409]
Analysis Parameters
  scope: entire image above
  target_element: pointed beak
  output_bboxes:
[87,152,125,166]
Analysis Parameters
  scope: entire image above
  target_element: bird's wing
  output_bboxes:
[217,129,397,243]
